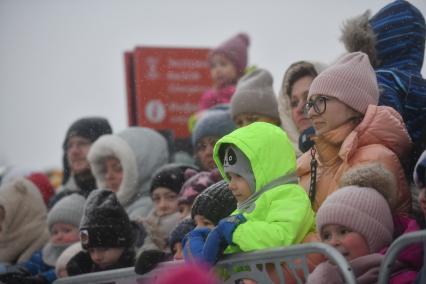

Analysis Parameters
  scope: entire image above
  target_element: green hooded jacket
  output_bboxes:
[213,122,315,253]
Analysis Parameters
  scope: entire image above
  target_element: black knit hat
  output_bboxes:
[79,189,134,250]
[168,218,196,252]
[150,163,199,195]
[191,180,237,225]
[62,117,113,184]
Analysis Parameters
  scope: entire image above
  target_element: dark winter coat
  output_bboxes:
[66,248,135,276]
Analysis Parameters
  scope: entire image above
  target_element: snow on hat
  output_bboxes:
[178,170,221,205]
[150,163,199,195]
[168,218,196,252]
[47,193,85,230]
[223,145,256,193]
[316,186,394,252]
[62,117,113,184]
[209,33,250,76]
[414,150,426,189]
[26,172,55,206]
[191,108,236,147]
[370,0,426,68]
[79,189,134,249]
[230,68,280,122]
[308,52,379,114]
[63,117,113,149]
[191,180,237,225]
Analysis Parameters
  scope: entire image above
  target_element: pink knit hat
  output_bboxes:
[308,52,379,114]
[209,33,250,76]
[316,186,394,252]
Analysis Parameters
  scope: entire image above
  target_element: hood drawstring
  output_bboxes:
[309,146,317,205]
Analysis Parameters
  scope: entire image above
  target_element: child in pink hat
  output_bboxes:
[198,33,250,111]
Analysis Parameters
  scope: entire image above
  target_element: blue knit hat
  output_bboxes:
[191,108,236,146]
[168,218,196,252]
[370,0,426,69]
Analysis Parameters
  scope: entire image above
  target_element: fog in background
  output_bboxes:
[1,0,425,170]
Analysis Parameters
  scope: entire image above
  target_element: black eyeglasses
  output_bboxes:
[304,96,330,117]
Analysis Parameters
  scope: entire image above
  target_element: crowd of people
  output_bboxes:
[0,0,425,283]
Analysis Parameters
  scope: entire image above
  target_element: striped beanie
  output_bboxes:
[370,0,426,69]
[308,52,379,114]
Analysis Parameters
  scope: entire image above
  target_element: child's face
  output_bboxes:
[195,136,218,171]
[210,53,238,88]
[88,247,125,269]
[50,223,80,245]
[172,242,184,261]
[178,203,191,219]
[234,114,280,128]
[66,136,92,175]
[103,156,123,193]
[306,95,360,135]
[320,224,370,261]
[418,188,426,218]
[227,172,252,203]
[290,75,314,132]
[152,187,179,217]
[194,214,215,229]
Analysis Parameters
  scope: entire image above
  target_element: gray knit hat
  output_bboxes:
[191,108,236,146]
[47,193,86,230]
[316,186,393,252]
[230,68,280,121]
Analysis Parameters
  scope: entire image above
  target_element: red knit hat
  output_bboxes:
[209,33,250,76]
[26,172,55,206]
[308,52,379,114]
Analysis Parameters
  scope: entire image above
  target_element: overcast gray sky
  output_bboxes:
[1,0,425,170]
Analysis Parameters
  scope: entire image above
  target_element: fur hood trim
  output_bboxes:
[340,10,378,68]
[88,134,139,207]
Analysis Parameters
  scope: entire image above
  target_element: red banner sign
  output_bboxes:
[125,47,212,139]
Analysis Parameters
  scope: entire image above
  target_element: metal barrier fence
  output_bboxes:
[378,229,426,283]
[54,242,357,284]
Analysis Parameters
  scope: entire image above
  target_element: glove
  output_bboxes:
[202,214,246,265]
[134,250,166,275]
[182,227,211,262]
[215,214,246,245]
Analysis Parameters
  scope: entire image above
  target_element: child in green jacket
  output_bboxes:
[183,122,315,264]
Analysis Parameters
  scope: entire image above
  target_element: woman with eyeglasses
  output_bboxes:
[297,52,412,216]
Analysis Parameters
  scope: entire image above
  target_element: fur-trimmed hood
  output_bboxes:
[278,60,327,155]
[88,127,169,213]
[0,178,49,263]
[341,0,425,71]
